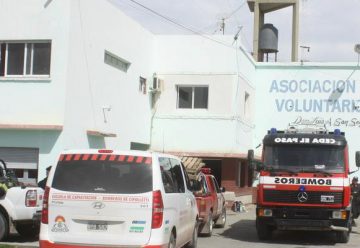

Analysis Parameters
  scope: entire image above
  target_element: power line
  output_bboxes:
[127,0,236,49]
[224,1,247,20]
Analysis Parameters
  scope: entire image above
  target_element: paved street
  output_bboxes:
[198,204,360,248]
[1,204,360,248]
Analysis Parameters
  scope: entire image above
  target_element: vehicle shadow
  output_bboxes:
[218,219,338,246]
[1,233,38,246]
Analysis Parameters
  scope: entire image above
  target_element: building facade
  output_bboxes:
[151,36,256,198]
[0,0,155,184]
[1,0,358,198]
[253,63,360,174]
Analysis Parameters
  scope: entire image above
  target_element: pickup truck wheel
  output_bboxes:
[204,212,213,237]
[215,207,226,228]
[15,223,40,238]
[335,231,350,243]
[0,212,9,241]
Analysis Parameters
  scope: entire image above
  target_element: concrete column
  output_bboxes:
[248,0,299,62]
[291,2,299,61]
[259,11,265,62]
[253,2,260,61]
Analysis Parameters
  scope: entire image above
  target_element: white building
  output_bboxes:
[0,0,155,184]
[151,36,256,196]
[0,0,255,191]
[1,0,358,197]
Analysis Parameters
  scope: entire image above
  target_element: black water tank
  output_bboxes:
[259,23,278,53]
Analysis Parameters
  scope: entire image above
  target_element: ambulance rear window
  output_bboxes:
[51,154,152,194]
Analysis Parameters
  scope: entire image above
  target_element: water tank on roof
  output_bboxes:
[259,23,278,53]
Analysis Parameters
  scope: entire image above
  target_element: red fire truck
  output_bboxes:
[248,126,359,243]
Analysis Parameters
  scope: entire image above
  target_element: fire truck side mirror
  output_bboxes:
[356,151,360,167]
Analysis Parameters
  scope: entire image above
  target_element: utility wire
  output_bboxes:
[78,0,97,130]
[127,0,236,49]
[224,0,246,20]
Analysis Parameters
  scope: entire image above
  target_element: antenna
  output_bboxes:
[232,26,243,45]
[220,18,225,35]
[300,45,310,52]
[355,44,360,66]
[300,45,311,64]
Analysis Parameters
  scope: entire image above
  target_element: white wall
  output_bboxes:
[0,0,156,178]
[63,0,155,150]
[0,0,70,126]
[151,36,255,154]
[0,0,72,177]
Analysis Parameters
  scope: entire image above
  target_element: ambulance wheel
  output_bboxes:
[256,219,272,240]
[168,231,176,248]
[0,212,9,241]
[335,231,350,243]
[186,221,198,248]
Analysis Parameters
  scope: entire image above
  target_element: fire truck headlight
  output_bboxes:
[259,208,273,217]
[332,210,347,220]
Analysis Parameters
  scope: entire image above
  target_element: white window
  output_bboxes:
[104,50,130,72]
[139,77,147,94]
[177,85,208,109]
[0,41,51,77]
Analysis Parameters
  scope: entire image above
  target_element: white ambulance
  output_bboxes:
[39,149,199,248]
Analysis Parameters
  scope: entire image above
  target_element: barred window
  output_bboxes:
[104,50,130,72]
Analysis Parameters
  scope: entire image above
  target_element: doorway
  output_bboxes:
[203,159,222,186]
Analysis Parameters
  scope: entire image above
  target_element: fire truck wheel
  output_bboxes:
[335,231,350,243]
[256,219,272,240]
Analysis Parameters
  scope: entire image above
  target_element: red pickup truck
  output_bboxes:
[194,168,226,236]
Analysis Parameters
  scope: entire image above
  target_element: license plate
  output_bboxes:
[321,195,334,203]
[87,223,108,231]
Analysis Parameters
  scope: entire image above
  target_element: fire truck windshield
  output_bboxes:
[264,145,345,173]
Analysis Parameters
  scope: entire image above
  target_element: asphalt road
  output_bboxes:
[198,204,360,248]
[1,204,360,248]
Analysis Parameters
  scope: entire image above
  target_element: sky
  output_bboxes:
[110,0,360,63]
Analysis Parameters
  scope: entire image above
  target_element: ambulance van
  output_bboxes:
[39,149,199,248]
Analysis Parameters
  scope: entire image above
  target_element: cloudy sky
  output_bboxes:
[110,0,360,63]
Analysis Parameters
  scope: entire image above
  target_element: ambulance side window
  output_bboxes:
[159,157,176,193]
[181,162,192,190]
[170,159,185,193]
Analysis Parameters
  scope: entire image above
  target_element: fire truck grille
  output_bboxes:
[263,190,343,204]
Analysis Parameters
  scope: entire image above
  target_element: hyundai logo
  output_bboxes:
[92,201,105,209]
[297,192,308,203]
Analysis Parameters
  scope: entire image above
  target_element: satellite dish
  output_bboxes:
[355,44,360,54]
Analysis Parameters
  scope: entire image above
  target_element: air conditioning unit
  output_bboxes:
[150,77,163,92]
